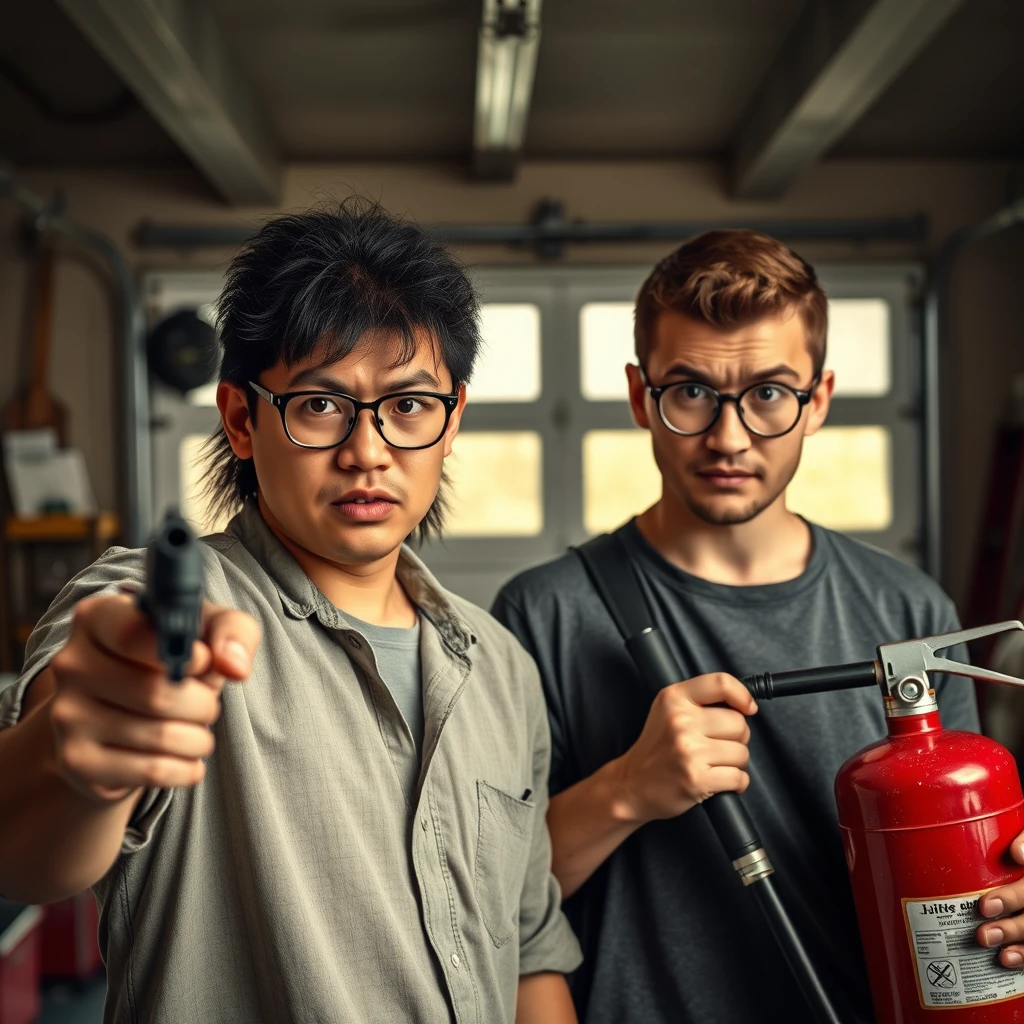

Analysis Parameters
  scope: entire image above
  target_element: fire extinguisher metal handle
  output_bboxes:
[878,620,1024,708]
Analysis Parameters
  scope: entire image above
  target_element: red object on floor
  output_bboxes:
[41,891,102,980]
[0,902,43,1024]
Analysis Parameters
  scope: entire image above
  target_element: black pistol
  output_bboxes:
[138,510,203,682]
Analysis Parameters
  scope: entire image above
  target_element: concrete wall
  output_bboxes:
[1,159,1022,607]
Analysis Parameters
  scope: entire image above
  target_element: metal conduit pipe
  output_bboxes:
[922,196,1024,583]
[0,169,151,547]
[136,209,930,253]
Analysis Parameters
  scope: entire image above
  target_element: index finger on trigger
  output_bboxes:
[202,604,262,679]
[86,590,214,679]
[79,591,168,673]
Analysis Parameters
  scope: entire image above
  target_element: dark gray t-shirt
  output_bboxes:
[492,519,980,1024]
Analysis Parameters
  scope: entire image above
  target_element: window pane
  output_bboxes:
[471,304,541,402]
[788,426,892,531]
[579,298,891,401]
[187,381,219,407]
[180,434,234,535]
[580,302,634,400]
[826,299,890,396]
[186,301,544,407]
[445,432,543,536]
[582,430,660,534]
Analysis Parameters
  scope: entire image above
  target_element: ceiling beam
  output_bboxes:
[55,0,281,206]
[472,0,542,181]
[731,0,965,200]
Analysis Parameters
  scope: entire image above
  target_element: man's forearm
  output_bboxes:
[547,756,644,899]
[0,694,135,903]
[516,972,577,1023]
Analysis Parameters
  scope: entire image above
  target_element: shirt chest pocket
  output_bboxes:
[473,780,535,948]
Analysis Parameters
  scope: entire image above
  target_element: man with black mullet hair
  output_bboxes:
[0,199,582,1024]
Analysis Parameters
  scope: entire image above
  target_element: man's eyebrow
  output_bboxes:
[382,368,444,391]
[744,364,801,382]
[660,363,801,383]
[286,368,346,390]
[660,364,712,381]
[285,367,443,392]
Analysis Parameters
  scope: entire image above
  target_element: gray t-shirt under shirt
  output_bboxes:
[344,612,424,757]
[493,518,980,1024]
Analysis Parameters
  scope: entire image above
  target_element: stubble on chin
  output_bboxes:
[686,496,766,526]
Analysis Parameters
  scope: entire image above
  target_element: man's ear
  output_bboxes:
[218,381,255,459]
[626,363,652,430]
[442,383,467,458]
[803,369,835,438]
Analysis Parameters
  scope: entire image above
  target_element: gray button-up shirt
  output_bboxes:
[0,503,581,1023]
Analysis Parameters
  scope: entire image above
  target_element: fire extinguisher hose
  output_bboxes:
[625,627,847,1024]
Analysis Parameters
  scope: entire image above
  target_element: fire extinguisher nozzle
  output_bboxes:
[742,661,878,700]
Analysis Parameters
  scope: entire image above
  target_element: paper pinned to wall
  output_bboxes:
[3,429,98,517]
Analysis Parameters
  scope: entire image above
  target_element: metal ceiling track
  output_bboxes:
[137,201,929,257]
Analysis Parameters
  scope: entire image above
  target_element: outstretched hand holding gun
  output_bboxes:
[46,510,261,803]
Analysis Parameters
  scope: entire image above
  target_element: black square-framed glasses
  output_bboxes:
[248,380,461,451]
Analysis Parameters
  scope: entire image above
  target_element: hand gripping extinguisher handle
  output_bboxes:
[624,628,847,1024]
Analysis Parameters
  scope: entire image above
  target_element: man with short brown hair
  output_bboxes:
[493,231,984,1022]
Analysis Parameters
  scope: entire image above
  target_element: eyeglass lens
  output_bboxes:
[659,383,802,437]
[285,393,448,449]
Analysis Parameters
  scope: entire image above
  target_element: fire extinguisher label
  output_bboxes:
[904,892,1024,1008]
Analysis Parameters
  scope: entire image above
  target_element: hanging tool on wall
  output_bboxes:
[4,239,68,446]
[146,309,219,395]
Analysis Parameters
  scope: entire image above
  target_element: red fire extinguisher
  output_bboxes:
[835,622,1024,1022]
[747,620,1024,1022]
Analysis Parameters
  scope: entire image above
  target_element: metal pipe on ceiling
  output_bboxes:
[922,196,1024,584]
[136,208,930,254]
[0,169,151,547]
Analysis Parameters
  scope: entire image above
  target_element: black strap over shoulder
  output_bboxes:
[574,536,851,1024]
[574,532,653,641]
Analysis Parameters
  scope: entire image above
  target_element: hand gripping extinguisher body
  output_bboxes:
[836,701,1024,1022]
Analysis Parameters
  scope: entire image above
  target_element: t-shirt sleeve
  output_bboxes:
[491,585,573,796]
[931,599,981,733]
[0,545,174,854]
[514,657,584,977]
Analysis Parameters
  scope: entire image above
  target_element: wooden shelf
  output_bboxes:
[5,512,120,543]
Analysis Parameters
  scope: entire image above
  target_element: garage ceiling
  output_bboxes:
[0,0,1020,200]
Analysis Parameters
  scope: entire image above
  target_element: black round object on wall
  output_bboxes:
[147,310,219,393]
